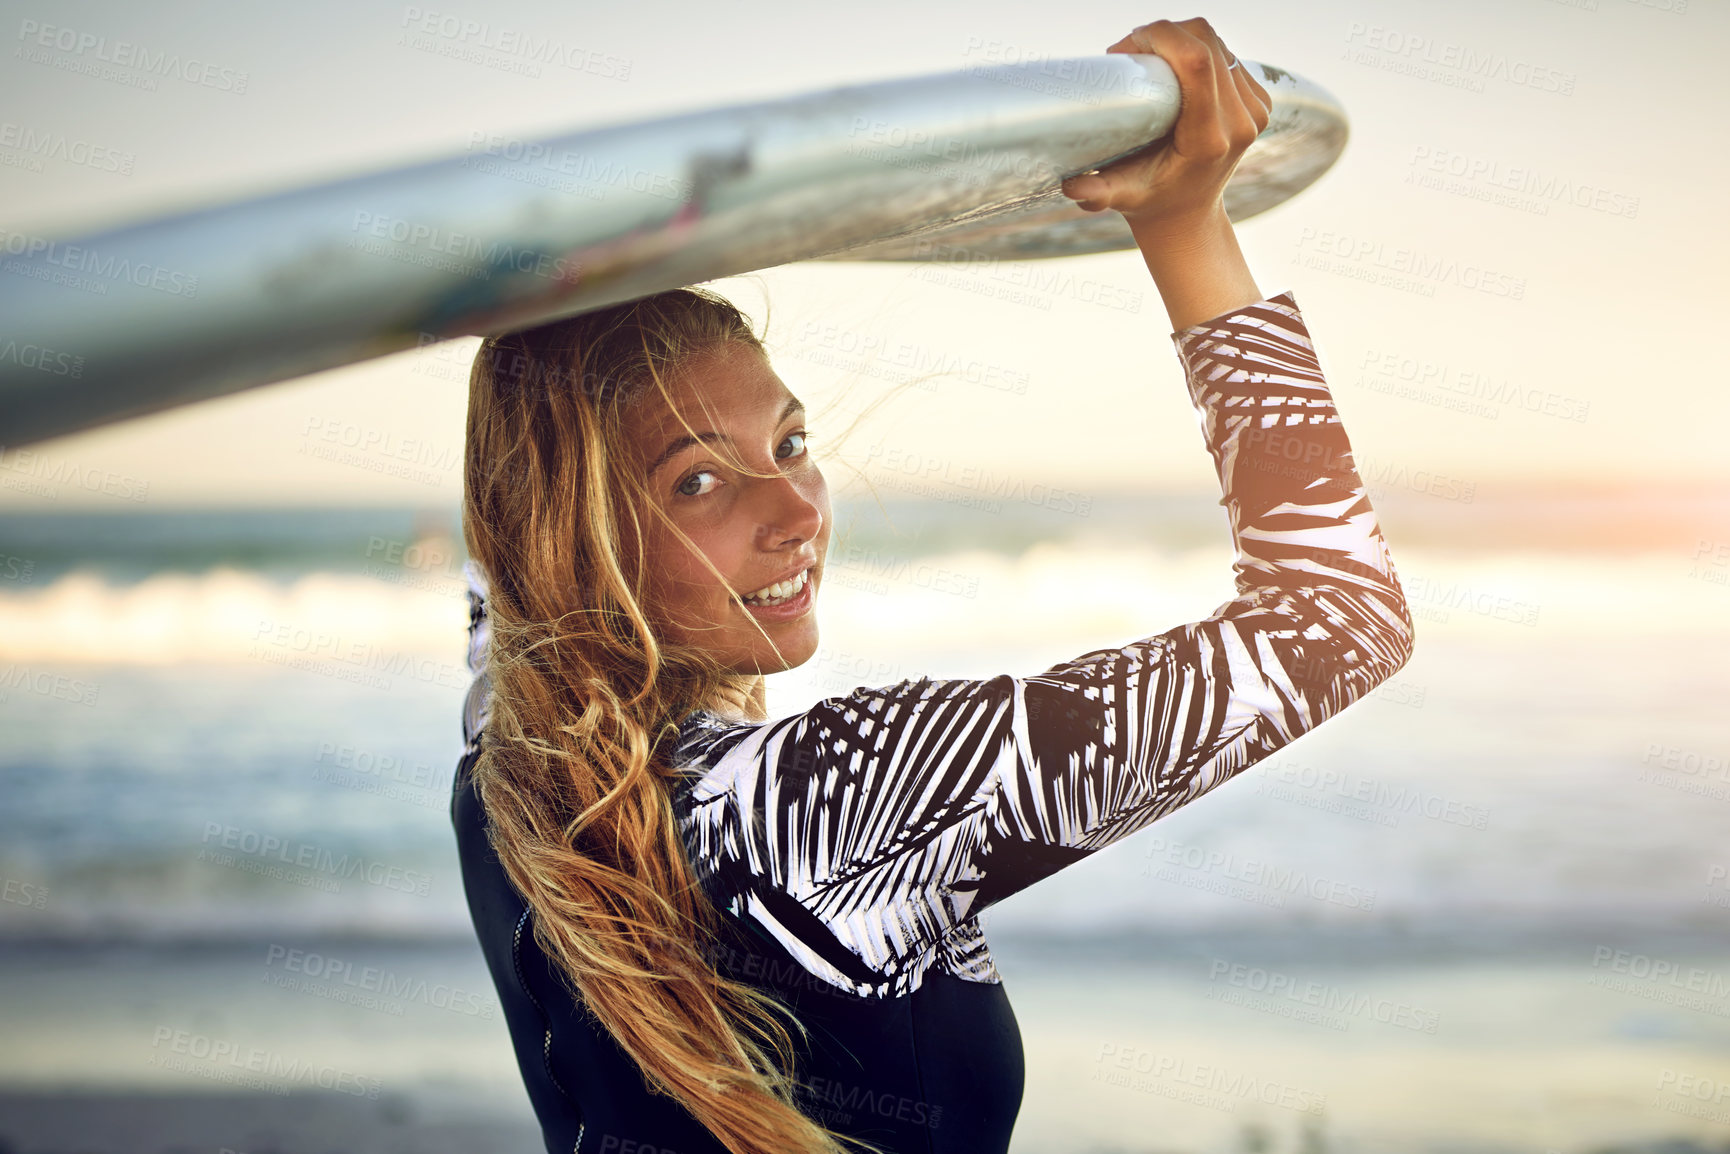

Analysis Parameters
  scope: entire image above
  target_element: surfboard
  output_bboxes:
[0,55,1344,447]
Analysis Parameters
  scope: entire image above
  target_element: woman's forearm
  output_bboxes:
[1129,205,1264,334]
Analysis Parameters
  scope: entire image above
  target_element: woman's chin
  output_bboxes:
[764,627,820,675]
[734,619,819,676]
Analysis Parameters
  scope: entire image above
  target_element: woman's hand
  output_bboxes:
[1057,17,1271,331]
[1060,18,1271,239]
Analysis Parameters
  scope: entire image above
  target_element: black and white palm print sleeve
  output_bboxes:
[664,290,1417,999]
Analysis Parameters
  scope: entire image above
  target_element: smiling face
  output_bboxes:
[622,341,830,678]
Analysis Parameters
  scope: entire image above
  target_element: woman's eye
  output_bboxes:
[676,469,719,498]
[676,434,806,497]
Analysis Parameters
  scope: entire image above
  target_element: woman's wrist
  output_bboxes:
[1128,205,1264,334]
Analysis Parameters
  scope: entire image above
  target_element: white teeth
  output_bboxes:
[744,568,809,605]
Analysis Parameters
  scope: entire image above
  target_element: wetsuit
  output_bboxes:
[450,290,1415,1154]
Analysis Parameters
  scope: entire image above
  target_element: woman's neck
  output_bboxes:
[708,674,768,723]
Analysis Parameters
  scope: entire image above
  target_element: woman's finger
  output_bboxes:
[1221,54,1266,144]
[1222,48,1273,137]
[1241,62,1273,122]
[1180,20,1263,151]
[1205,35,1249,151]
[1104,21,1157,54]
[1060,168,1109,211]
[1144,20,1227,162]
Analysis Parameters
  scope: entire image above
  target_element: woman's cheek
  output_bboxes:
[640,521,702,620]
[671,526,736,612]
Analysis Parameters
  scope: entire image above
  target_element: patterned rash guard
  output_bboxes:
[450,290,1415,1154]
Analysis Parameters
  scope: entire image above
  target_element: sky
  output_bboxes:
[0,0,1724,509]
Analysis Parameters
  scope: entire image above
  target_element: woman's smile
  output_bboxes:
[739,562,817,620]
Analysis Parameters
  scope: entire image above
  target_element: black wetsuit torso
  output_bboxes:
[453,746,1024,1154]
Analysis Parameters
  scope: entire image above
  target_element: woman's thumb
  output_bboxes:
[1061,169,1110,212]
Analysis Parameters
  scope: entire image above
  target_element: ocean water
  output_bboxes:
[1,491,1728,1153]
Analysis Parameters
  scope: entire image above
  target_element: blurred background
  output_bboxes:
[1,0,1726,1152]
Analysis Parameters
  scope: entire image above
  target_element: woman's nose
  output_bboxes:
[755,471,823,546]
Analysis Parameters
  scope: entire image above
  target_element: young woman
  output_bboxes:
[452,18,1414,1154]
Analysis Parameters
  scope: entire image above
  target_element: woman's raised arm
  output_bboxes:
[667,20,1415,1000]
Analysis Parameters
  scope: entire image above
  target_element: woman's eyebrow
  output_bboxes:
[647,431,722,477]
[647,396,803,477]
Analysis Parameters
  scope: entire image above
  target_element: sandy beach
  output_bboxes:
[5,928,1730,1154]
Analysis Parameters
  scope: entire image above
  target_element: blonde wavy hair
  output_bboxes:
[461,287,882,1154]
